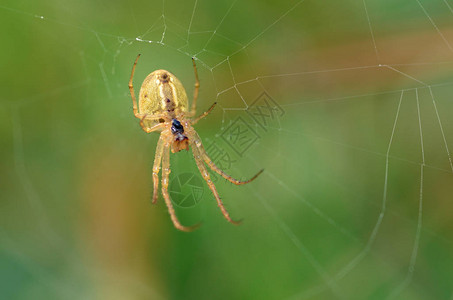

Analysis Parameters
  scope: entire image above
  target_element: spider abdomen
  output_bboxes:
[138,69,189,127]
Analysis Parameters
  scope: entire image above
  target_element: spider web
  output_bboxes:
[1,0,453,299]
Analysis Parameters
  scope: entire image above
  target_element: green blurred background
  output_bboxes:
[1,0,453,299]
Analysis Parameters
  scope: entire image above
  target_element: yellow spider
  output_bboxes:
[128,54,263,231]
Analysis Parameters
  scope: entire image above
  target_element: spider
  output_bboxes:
[128,54,263,231]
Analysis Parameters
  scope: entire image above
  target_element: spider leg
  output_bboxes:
[128,54,142,119]
[128,56,167,123]
[161,142,200,231]
[139,115,165,133]
[191,131,263,185]
[190,140,241,225]
[191,102,217,125]
[188,58,200,117]
[203,154,263,185]
[151,135,165,204]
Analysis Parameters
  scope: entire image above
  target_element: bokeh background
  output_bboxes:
[1,0,453,299]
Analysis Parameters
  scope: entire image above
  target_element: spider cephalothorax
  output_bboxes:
[170,119,189,153]
[128,54,263,231]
